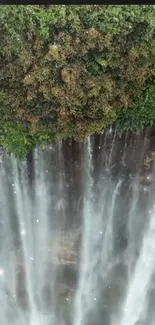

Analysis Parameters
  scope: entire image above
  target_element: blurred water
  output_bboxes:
[0,132,154,325]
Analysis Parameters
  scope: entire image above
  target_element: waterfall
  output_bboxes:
[73,137,122,325]
[119,205,155,325]
[0,132,154,325]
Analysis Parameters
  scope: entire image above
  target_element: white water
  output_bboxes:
[0,136,155,325]
[119,206,155,325]
[73,138,122,325]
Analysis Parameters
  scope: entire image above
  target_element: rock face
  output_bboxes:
[15,229,82,308]
[46,228,81,265]
[140,151,155,187]
[16,228,81,269]
[143,151,155,171]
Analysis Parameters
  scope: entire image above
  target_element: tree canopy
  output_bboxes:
[1,5,155,157]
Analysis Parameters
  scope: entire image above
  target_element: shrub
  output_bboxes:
[1,5,155,157]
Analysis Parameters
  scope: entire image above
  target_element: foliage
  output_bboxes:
[116,82,155,133]
[1,5,155,157]
[0,123,33,158]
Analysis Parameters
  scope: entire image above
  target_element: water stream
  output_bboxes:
[0,131,155,325]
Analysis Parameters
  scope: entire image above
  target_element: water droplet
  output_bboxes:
[21,229,26,236]
[37,219,39,223]
[94,297,96,301]
[46,170,48,173]
[30,257,34,261]
[12,184,14,187]
[14,191,16,194]
[0,268,4,277]
[99,146,101,149]
[66,298,68,301]
[100,231,103,234]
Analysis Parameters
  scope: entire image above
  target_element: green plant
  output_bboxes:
[116,82,155,133]
[1,5,155,157]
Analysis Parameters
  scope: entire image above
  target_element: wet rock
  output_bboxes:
[56,263,78,290]
[99,262,128,319]
[47,229,81,265]
[143,151,155,171]
[140,152,155,190]
[140,172,154,186]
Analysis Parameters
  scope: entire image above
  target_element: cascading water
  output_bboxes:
[0,131,155,325]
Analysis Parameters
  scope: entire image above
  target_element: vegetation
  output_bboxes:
[1,5,155,157]
[116,81,155,134]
